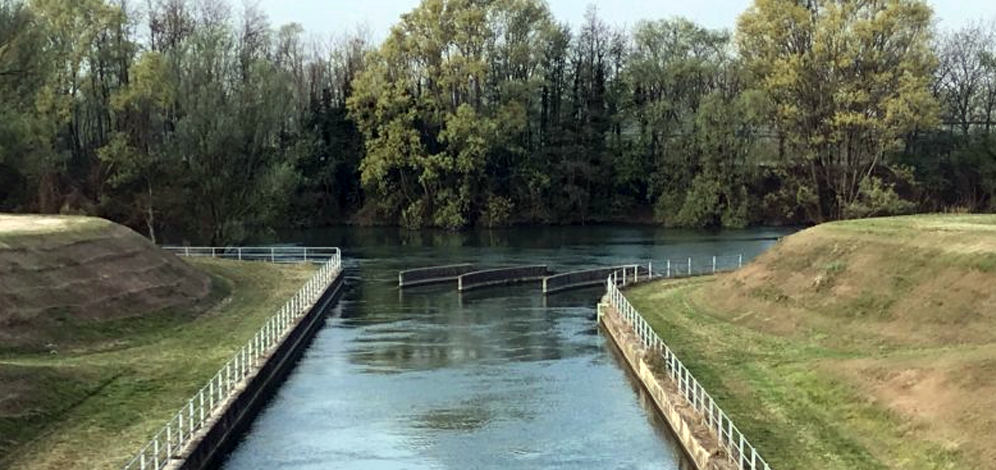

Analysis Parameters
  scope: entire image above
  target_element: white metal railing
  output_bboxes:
[121,247,343,470]
[605,255,772,470]
[161,246,339,264]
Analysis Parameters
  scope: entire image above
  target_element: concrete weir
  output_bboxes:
[543,265,649,294]
[598,299,737,470]
[458,265,549,291]
[168,271,347,470]
[398,264,478,288]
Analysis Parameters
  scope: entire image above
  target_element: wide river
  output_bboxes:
[221,226,789,470]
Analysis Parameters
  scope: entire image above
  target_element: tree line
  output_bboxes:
[0,0,994,242]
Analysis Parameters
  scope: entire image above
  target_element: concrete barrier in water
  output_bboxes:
[168,271,347,470]
[458,265,549,291]
[399,264,478,288]
[543,265,649,294]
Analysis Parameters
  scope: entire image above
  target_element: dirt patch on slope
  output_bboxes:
[832,351,996,468]
[0,215,211,352]
[685,215,996,469]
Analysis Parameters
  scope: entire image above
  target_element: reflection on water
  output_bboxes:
[220,226,790,470]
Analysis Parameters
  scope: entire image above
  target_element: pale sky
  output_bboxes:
[256,0,996,41]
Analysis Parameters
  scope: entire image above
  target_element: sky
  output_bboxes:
[255,0,996,41]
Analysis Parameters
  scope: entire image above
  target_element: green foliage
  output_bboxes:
[843,176,916,219]
[349,0,553,230]
[482,195,514,228]
[1,0,993,236]
[737,0,939,220]
[401,200,427,230]
[0,0,49,209]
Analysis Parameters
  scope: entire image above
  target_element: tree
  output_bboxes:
[100,51,176,242]
[737,0,939,220]
[625,18,731,224]
[349,0,554,229]
[935,21,996,134]
[0,0,48,210]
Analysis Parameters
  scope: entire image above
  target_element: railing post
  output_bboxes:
[648,261,653,278]
[739,254,743,269]
[184,247,189,257]
[212,247,216,258]
[667,259,671,278]
[304,247,308,263]
[713,256,717,274]
[688,257,692,276]
[239,247,243,261]
[727,419,733,451]
[271,247,276,263]
[739,436,745,467]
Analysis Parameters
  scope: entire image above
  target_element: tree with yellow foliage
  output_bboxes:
[737,0,939,220]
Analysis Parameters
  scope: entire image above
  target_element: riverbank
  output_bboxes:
[0,258,314,470]
[625,215,996,470]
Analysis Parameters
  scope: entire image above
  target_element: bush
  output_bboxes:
[401,200,426,230]
[844,177,916,219]
[432,196,467,231]
[481,195,513,228]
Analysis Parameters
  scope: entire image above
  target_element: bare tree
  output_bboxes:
[936,21,996,134]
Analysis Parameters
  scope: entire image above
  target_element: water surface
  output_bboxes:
[222,226,788,470]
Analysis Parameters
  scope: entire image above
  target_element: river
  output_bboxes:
[220,226,789,470]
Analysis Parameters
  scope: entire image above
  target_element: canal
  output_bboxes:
[221,226,788,469]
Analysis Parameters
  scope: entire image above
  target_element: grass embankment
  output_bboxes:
[627,215,996,470]
[0,215,315,469]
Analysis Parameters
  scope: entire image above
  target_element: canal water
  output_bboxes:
[221,226,788,470]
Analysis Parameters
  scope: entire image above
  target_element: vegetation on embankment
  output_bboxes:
[0,216,315,469]
[0,259,314,470]
[626,215,996,470]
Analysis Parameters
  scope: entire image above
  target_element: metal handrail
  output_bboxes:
[121,248,343,470]
[162,246,339,263]
[604,254,772,470]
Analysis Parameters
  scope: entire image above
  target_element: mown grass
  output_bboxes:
[626,279,967,470]
[0,215,111,246]
[0,258,314,470]
[623,214,996,470]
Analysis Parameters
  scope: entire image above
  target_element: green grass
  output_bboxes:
[0,258,315,470]
[626,279,968,470]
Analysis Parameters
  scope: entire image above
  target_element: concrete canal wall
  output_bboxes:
[169,271,346,470]
[599,299,738,470]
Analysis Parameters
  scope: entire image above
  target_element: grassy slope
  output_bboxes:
[0,214,214,353]
[627,215,996,470]
[0,258,314,470]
